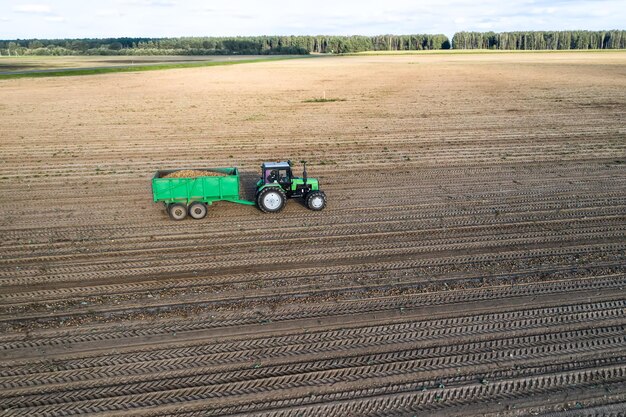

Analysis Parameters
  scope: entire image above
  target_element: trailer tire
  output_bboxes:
[168,203,188,220]
[306,191,327,211]
[257,187,286,213]
[188,202,208,220]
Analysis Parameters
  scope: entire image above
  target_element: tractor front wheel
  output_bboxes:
[168,203,188,220]
[306,191,326,211]
[257,187,286,213]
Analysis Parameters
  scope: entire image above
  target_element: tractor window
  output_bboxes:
[266,169,278,183]
[278,169,289,183]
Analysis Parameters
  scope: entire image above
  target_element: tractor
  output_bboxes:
[255,161,327,213]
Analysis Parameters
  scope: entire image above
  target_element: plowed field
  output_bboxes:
[0,52,625,416]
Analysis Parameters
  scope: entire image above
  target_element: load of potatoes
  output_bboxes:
[162,170,226,178]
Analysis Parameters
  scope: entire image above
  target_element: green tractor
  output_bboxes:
[255,161,327,213]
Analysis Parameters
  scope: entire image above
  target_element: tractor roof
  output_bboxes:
[262,161,291,169]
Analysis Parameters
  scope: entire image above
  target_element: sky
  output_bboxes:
[0,0,624,40]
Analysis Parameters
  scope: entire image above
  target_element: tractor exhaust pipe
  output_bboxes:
[302,161,308,186]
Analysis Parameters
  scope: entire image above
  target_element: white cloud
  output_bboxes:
[12,4,51,14]
[530,7,558,14]
[148,0,176,6]
[44,16,65,22]
[96,9,122,17]
[114,0,176,6]
[476,22,495,29]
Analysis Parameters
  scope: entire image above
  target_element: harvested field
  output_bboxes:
[0,52,625,416]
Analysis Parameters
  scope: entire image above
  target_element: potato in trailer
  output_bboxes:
[152,161,326,220]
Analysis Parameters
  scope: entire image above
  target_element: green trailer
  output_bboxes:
[152,167,254,220]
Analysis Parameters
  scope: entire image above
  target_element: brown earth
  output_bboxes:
[0,52,625,416]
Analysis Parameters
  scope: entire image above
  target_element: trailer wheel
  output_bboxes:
[257,187,286,213]
[188,202,207,220]
[306,191,326,211]
[168,203,188,220]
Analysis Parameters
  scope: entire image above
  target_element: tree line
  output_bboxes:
[452,30,626,50]
[1,31,623,56]
[0,35,450,56]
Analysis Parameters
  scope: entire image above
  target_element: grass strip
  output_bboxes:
[0,56,305,80]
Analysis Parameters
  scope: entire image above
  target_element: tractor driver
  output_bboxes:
[268,169,279,183]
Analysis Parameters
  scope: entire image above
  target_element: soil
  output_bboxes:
[0,52,624,416]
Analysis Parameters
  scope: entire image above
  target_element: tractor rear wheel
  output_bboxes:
[257,187,286,213]
[188,202,207,219]
[306,191,326,211]
[168,203,188,220]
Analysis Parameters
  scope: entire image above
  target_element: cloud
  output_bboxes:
[44,16,65,22]
[529,7,558,14]
[115,0,176,6]
[230,12,256,19]
[12,4,51,14]
[147,0,176,6]
[96,9,123,17]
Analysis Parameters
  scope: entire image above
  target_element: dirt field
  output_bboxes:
[0,52,625,416]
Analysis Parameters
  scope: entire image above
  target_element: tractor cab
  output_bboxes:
[261,161,292,188]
